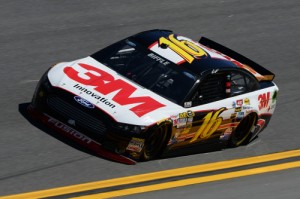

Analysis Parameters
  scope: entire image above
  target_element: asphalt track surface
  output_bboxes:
[0,0,299,198]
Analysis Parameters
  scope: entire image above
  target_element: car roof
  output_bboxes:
[130,29,239,76]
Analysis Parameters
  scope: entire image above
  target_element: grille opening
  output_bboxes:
[47,97,107,137]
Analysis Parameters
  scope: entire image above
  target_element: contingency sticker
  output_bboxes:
[126,138,145,153]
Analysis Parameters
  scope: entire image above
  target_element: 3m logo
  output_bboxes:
[64,63,165,117]
[258,92,270,110]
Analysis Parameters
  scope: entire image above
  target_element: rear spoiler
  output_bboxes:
[199,37,275,81]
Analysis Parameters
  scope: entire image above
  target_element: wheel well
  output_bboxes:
[229,112,258,147]
[142,122,172,161]
[158,122,173,149]
[249,112,258,126]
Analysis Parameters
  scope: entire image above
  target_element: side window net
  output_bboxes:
[192,74,226,105]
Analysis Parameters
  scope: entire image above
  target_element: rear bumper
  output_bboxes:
[27,104,136,165]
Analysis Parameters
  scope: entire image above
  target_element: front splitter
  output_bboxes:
[27,105,136,165]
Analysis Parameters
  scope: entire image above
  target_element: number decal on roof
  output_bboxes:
[149,34,208,64]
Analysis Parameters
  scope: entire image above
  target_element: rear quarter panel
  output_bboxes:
[166,83,278,149]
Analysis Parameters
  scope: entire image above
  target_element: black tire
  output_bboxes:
[142,123,170,161]
[229,113,257,147]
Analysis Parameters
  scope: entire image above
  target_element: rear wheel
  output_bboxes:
[142,123,170,161]
[229,113,257,147]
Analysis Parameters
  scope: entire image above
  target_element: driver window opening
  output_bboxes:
[191,73,227,106]
[190,71,258,107]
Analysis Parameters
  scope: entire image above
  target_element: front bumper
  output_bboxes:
[27,105,137,165]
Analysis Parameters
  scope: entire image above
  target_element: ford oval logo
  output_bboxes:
[74,96,94,109]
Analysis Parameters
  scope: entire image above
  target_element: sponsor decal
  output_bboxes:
[235,107,242,112]
[74,84,116,109]
[231,113,237,119]
[126,138,144,153]
[179,110,195,118]
[47,118,92,144]
[242,105,252,110]
[177,118,188,128]
[170,115,178,126]
[244,98,250,105]
[148,53,170,65]
[236,99,243,107]
[237,112,244,120]
[232,101,237,108]
[64,63,165,117]
[258,92,270,110]
[179,117,193,134]
[74,96,95,109]
[257,119,266,128]
[175,111,194,130]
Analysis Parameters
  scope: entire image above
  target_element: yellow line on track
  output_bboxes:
[72,161,300,199]
[2,149,300,199]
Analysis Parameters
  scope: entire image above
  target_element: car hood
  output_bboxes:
[47,56,183,126]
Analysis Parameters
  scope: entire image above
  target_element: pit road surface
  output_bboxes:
[0,0,299,198]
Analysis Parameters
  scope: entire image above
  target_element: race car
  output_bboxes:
[29,29,278,164]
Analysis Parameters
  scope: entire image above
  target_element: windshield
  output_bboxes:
[91,39,198,104]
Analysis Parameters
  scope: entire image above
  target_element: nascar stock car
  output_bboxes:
[28,29,278,164]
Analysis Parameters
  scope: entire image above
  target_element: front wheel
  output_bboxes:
[142,123,170,161]
[229,113,257,147]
